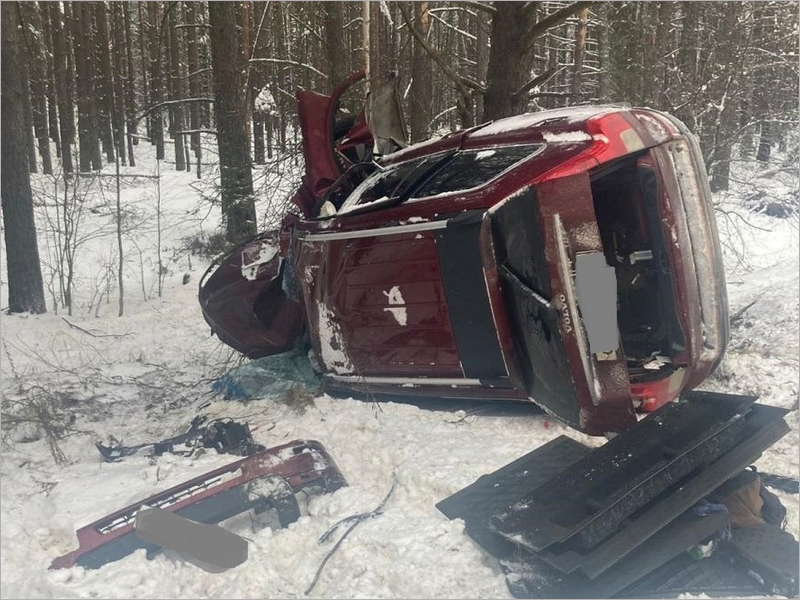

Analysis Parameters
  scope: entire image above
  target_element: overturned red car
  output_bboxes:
[200,72,729,436]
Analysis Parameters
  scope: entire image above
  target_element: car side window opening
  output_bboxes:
[410,144,541,199]
[337,154,444,215]
[337,144,542,216]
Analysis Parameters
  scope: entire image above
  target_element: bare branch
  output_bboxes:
[177,129,218,137]
[530,91,586,99]
[398,3,473,102]
[245,1,271,94]
[249,58,326,79]
[514,67,557,97]
[135,98,214,123]
[526,1,596,44]
[186,67,212,80]
[430,11,477,41]
[61,318,129,338]
[461,75,487,94]
[452,1,496,16]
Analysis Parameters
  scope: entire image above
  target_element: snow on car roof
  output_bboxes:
[471,105,625,137]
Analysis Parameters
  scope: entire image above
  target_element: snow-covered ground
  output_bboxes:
[1,142,797,599]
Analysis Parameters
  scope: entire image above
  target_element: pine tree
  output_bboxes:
[208,1,257,244]
[2,2,47,314]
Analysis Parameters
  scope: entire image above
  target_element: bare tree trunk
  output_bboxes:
[409,2,432,142]
[753,2,774,163]
[71,1,102,171]
[324,1,346,92]
[122,1,137,163]
[653,1,673,110]
[110,1,127,166]
[185,1,201,170]
[238,1,252,146]
[208,1,257,244]
[2,1,47,314]
[137,1,151,142]
[40,1,61,158]
[147,1,165,159]
[115,141,124,316]
[22,65,37,173]
[474,7,488,121]
[571,6,589,100]
[363,1,371,85]
[94,1,116,163]
[168,5,186,171]
[45,1,74,173]
[251,1,267,165]
[20,2,53,174]
[483,3,537,121]
[708,2,740,191]
[274,1,287,151]
[199,3,213,129]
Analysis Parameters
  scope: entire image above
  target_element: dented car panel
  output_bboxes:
[198,231,303,359]
[199,76,729,435]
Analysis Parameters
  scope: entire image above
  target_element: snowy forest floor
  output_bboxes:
[1,140,798,599]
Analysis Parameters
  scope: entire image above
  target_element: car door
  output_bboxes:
[489,175,637,435]
[294,221,464,379]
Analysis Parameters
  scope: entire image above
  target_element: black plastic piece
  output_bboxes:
[436,392,795,599]
[535,402,790,577]
[728,523,799,597]
[502,511,730,599]
[489,391,756,552]
[436,435,592,558]
[617,550,767,599]
[434,210,507,379]
[96,418,265,462]
[619,524,800,599]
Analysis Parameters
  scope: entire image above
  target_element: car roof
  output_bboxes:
[381,104,630,166]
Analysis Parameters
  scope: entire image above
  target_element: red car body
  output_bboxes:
[200,73,729,436]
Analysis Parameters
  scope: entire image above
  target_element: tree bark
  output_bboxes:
[39,1,61,159]
[22,61,37,173]
[147,1,164,159]
[185,1,201,167]
[137,1,150,141]
[483,1,593,121]
[752,2,774,163]
[168,5,186,171]
[20,1,53,174]
[208,1,257,244]
[483,3,537,121]
[45,1,74,173]
[71,1,101,171]
[110,1,127,165]
[93,1,116,163]
[653,1,673,110]
[324,1,347,92]
[2,2,47,314]
[122,1,137,163]
[571,6,589,100]
[409,2,432,142]
[474,7,488,121]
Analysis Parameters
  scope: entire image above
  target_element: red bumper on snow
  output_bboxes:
[50,439,346,570]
